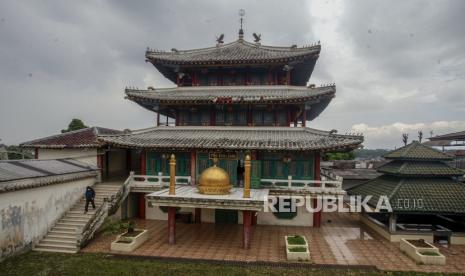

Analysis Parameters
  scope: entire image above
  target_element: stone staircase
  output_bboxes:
[33,184,122,253]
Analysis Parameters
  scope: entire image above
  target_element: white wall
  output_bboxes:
[257,205,313,226]
[0,177,96,259]
[38,148,98,166]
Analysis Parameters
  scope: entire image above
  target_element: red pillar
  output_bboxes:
[138,193,146,219]
[194,208,201,223]
[140,150,146,175]
[168,207,176,244]
[313,152,322,227]
[34,148,39,159]
[252,211,257,226]
[97,153,104,178]
[190,150,196,185]
[243,210,252,249]
[302,107,307,127]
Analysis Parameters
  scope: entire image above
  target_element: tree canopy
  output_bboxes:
[61,119,88,133]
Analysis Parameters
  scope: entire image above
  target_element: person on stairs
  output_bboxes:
[84,186,96,214]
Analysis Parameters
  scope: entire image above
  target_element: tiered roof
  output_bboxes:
[98,126,363,152]
[146,40,320,65]
[348,141,465,214]
[126,85,335,121]
[146,40,321,85]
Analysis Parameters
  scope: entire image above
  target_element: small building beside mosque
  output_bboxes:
[348,141,465,245]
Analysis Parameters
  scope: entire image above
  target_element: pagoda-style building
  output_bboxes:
[349,141,465,244]
[99,25,363,248]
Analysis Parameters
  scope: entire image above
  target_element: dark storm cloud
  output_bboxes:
[0,0,464,148]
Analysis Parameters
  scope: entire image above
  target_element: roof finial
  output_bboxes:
[238,9,245,40]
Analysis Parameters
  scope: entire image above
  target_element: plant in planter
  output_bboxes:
[400,239,446,265]
[285,235,310,261]
[110,221,149,252]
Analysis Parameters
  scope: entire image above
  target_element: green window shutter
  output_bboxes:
[251,160,261,188]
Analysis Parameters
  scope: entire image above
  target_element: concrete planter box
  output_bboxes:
[285,236,310,261]
[111,229,148,252]
[400,239,446,265]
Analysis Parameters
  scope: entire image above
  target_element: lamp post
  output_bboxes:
[243,154,251,198]
[169,154,176,195]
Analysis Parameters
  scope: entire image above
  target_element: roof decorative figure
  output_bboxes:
[238,9,245,40]
[348,141,465,214]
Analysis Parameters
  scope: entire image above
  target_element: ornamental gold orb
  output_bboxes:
[198,164,231,195]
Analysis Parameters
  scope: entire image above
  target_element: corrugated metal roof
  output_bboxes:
[0,159,98,182]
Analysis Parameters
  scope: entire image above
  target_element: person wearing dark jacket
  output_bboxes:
[84,186,96,214]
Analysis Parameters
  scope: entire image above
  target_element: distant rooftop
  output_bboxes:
[21,127,121,149]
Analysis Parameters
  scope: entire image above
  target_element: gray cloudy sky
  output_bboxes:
[1,0,464,149]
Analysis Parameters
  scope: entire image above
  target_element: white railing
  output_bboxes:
[260,175,343,192]
[129,172,191,188]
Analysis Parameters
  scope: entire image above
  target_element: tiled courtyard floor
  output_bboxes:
[83,213,465,273]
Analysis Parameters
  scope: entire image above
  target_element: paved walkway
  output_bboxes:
[83,213,465,273]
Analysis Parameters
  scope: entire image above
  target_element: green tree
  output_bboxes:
[61,119,88,133]
[323,151,355,161]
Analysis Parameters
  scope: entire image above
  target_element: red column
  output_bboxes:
[313,152,321,228]
[156,112,160,126]
[140,150,146,175]
[126,149,132,174]
[302,108,307,127]
[97,153,104,178]
[190,150,196,185]
[168,207,176,244]
[243,210,252,249]
[138,193,146,219]
[252,211,257,225]
[34,148,39,159]
[194,208,201,223]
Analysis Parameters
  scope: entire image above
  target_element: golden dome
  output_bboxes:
[198,164,231,195]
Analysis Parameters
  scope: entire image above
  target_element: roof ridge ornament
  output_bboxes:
[238,9,245,41]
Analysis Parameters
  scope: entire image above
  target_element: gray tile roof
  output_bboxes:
[0,159,99,192]
[146,40,320,65]
[384,141,453,161]
[348,175,465,214]
[98,126,363,151]
[377,160,465,176]
[429,130,465,141]
[125,85,335,104]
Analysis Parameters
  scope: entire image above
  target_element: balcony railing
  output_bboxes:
[260,175,343,193]
[129,172,191,189]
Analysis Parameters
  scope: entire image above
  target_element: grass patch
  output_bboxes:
[0,251,397,276]
[286,235,306,245]
[288,247,307,253]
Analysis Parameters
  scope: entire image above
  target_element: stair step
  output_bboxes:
[52,226,78,232]
[33,247,78,254]
[65,214,92,219]
[49,229,78,235]
[60,218,89,223]
[36,242,77,250]
[56,222,86,227]
[47,233,77,240]
[42,238,77,245]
